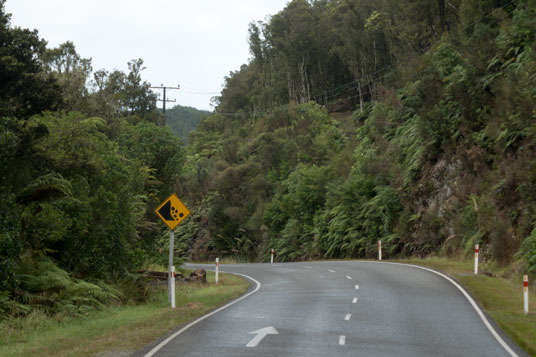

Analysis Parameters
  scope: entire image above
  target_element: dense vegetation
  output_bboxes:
[1,0,535,319]
[179,0,536,274]
[165,105,211,144]
[0,1,184,316]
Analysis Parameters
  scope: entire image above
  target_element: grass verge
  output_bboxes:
[0,271,248,357]
[394,257,536,356]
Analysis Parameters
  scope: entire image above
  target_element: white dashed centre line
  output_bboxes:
[304,266,312,269]
[352,297,358,303]
[346,276,352,280]
[339,336,346,345]
[328,269,336,273]
[345,314,351,321]
[355,284,359,290]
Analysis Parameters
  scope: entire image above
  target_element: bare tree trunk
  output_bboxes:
[358,80,364,114]
[317,58,323,104]
[368,78,374,104]
[269,59,275,107]
[287,72,293,102]
[305,70,310,102]
[429,16,439,40]
[300,56,307,103]
[373,39,378,71]
[438,0,448,32]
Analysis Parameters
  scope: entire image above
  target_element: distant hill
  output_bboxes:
[165,105,211,144]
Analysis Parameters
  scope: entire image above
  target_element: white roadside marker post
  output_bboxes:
[474,244,479,275]
[378,240,382,261]
[270,248,274,264]
[524,275,529,315]
[170,266,176,309]
[215,257,219,284]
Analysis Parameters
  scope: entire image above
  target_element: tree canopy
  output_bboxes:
[0,0,184,317]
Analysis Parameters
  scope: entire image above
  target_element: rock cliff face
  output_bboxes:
[405,139,529,265]
[404,158,462,256]
[424,159,461,218]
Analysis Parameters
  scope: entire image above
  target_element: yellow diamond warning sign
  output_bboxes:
[155,193,190,230]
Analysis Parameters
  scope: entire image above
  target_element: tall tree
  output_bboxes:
[43,41,92,111]
[0,0,63,119]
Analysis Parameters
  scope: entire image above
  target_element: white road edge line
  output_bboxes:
[339,335,346,345]
[355,284,359,290]
[382,262,519,357]
[345,314,351,321]
[144,271,261,357]
[352,297,358,303]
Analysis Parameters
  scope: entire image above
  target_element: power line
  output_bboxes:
[180,85,220,95]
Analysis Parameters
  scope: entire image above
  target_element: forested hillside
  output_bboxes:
[178,0,536,273]
[165,105,211,144]
[0,1,183,316]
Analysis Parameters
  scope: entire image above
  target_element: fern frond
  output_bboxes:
[17,173,72,203]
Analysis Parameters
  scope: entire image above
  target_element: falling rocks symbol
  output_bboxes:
[155,193,190,230]
[158,200,184,222]
[157,200,174,221]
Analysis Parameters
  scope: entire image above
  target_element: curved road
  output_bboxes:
[136,261,526,357]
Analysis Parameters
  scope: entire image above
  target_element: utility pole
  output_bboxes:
[151,84,180,127]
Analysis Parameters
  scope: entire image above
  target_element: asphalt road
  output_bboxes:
[136,261,526,357]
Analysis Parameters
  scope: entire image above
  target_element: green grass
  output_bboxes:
[394,257,536,356]
[0,271,249,357]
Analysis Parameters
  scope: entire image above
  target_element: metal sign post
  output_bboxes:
[170,265,176,308]
[168,230,175,303]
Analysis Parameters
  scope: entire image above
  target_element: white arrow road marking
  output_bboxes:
[345,314,351,321]
[144,272,261,357]
[346,276,352,280]
[352,297,358,303]
[246,326,279,347]
[339,335,346,345]
[355,284,359,289]
[328,269,336,273]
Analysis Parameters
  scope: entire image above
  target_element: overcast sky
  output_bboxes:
[5,0,290,111]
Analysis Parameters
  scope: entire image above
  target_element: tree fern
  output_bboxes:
[6,256,118,317]
[16,172,72,204]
